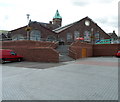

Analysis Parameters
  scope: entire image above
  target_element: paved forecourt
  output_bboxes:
[2,57,118,100]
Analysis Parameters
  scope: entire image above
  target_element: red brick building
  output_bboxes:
[53,16,111,44]
[9,10,62,41]
[9,21,58,41]
[8,10,111,44]
[108,30,119,43]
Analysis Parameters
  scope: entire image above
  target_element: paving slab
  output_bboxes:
[2,57,118,100]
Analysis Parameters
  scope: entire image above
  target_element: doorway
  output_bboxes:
[82,48,87,58]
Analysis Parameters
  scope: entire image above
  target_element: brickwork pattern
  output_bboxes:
[93,44,120,56]
[1,40,120,62]
[10,22,57,39]
[58,17,111,44]
[1,41,59,63]
[69,41,120,59]
[1,40,58,49]
[69,41,93,59]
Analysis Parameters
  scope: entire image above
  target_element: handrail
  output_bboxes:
[68,49,77,60]
[47,41,58,48]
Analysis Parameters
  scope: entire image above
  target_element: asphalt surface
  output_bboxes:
[2,61,67,69]
[2,57,118,100]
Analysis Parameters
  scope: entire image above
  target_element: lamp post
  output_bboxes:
[26,14,30,40]
[91,28,94,44]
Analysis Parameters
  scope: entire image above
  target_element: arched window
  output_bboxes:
[12,34,24,41]
[67,33,73,42]
[74,31,80,41]
[58,38,65,42]
[47,35,56,41]
[95,32,100,40]
[84,31,91,42]
[94,32,99,42]
[30,30,41,41]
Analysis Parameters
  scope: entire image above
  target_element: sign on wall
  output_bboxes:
[96,39,111,44]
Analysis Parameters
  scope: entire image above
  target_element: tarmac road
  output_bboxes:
[2,57,118,100]
[2,61,67,69]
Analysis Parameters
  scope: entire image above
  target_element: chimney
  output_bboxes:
[113,30,115,34]
[49,21,52,24]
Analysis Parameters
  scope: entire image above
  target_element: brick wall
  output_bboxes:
[1,40,59,62]
[10,22,57,40]
[58,17,110,44]
[69,41,93,59]
[69,41,120,59]
[93,44,120,56]
[1,40,119,62]
[1,40,58,49]
[10,47,59,63]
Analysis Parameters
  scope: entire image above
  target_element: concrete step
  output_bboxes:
[56,45,74,62]
[59,54,74,62]
[56,45,69,54]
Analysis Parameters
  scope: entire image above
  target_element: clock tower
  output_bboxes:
[53,10,62,27]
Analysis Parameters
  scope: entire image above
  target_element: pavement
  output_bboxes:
[2,61,67,69]
[2,57,118,100]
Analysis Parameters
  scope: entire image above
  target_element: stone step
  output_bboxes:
[56,45,69,54]
[56,45,74,62]
[59,54,74,62]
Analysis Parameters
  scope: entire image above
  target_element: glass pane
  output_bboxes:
[30,30,41,41]
[10,51,16,55]
[84,31,91,42]
[12,34,24,41]
[47,36,56,41]
[74,31,80,40]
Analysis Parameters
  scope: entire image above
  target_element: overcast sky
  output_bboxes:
[0,0,119,35]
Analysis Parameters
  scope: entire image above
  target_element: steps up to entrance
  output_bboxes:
[56,45,74,62]
[59,54,74,62]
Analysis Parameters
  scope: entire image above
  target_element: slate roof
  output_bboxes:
[53,22,76,33]
[53,17,88,33]
[9,21,56,34]
[108,31,118,39]
[53,16,111,39]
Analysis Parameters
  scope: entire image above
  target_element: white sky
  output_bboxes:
[0,0,119,35]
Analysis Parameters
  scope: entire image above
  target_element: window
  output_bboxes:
[67,33,73,42]
[101,37,104,40]
[30,30,41,41]
[58,38,65,42]
[84,31,91,42]
[12,34,24,41]
[95,33,100,39]
[85,20,90,26]
[47,35,56,41]
[10,51,16,55]
[74,31,80,41]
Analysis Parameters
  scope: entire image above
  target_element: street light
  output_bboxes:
[26,14,30,40]
[91,28,94,44]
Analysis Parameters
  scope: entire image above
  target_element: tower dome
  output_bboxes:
[53,10,62,27]
[53,10,62,19]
